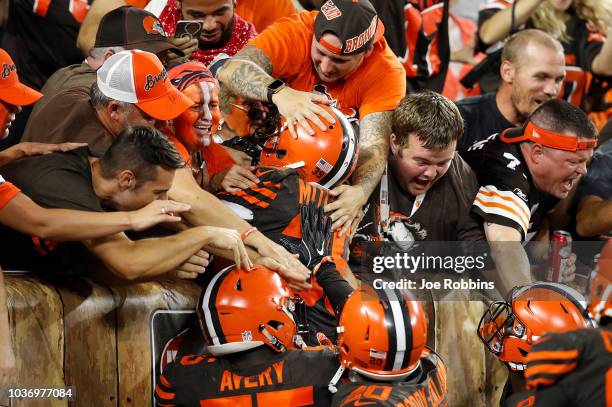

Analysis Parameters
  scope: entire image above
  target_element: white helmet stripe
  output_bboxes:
[322,106,357,189]
[385,289,407,371]
[202,268,229,346]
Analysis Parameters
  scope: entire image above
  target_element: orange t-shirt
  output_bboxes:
[249,11,406,119]
[236,0,297,33]
[0,175,20,210]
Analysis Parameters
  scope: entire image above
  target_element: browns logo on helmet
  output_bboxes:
[328,286,428,391]
[260,104,359,189]
[478,282,590,371]
[587,239,612,326]
[197,265,307,355]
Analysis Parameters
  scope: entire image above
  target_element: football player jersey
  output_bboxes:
[460,133,558,242]
[155,346,339,406]
[331,347,448,407]
[217,167,350,343]
[504,327,612,407]
[402,0,451,93]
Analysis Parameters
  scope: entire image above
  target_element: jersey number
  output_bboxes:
[560,67,588,108]
[340,385,392,406]
[202,387,314,406]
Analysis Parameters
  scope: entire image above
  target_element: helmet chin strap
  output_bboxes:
[259,324,286,353]
[328,365,346,394]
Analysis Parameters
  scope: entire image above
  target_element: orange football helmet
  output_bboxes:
[259,104,359,189]
[587,239,612,325]
[335,287,428,382]
[197,265,307,355]
[478,282,589,371]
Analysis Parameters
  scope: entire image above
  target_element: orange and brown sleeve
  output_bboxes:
[0,180,20,210]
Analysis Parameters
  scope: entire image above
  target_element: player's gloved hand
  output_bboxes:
[280,202,332,268]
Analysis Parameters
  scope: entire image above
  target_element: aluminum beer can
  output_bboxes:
[547,230,572,282]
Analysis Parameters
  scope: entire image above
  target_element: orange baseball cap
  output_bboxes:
[96,50,193,120]
[0,48,42,106]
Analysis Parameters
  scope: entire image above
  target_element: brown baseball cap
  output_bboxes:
[314,0,384,56]
[94,6,184,57]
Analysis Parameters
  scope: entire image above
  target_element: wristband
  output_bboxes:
[241,226,258,241]
[312,256,335,276]
[209,53,230,78]
[266,79,286,104]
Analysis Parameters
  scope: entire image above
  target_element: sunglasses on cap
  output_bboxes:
[501,121,598,152]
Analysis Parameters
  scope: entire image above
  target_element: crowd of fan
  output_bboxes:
[0,0,610,406]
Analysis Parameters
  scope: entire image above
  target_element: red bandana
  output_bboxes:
[158,1,257,66]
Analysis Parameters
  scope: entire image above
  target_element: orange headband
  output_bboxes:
[501,121,598,151]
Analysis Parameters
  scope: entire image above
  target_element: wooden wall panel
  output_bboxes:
[3,275,67,407]
[55,278,118,407]
[111,279,200,407]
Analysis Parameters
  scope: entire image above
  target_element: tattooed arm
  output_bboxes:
[325,111,391,235]
[217,45,334,138]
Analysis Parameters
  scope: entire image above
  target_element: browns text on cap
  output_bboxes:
[94,6,184,57]
[314,0,384,56]
[0,48,42,106]
[97,50,193,120]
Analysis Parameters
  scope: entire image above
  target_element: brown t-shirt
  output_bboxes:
[40,61,96,98]
[23,86,113,155]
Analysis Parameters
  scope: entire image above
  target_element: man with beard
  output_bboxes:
[216,0,406,236]
[152,0,256,65]
[456,29,566,151]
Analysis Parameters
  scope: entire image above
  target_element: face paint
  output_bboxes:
[0,100,20,140]
[173,80,220,151]
[202,81,221,136]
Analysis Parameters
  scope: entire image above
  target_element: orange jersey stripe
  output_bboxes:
[477,189,530,220]
[160,375,172,387]
[201,395,251,406]
[526,377,555,389]
[249,186,277,200]
[155,385,175,400]
[262,181,281,189]
[33,0,52,16]
[526,349,579,362]
[233,190,270,208]
[526,362,577,377]
[474,197,529,232]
